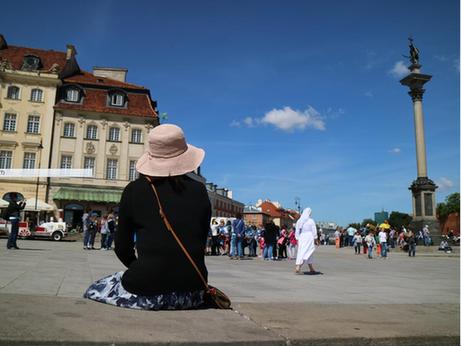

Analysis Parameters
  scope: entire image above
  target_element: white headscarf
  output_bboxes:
[296,207,312,235]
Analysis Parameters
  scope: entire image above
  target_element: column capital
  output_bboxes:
[408,88,425,102]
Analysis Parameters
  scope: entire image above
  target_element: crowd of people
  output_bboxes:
[81,209,118,250]
[332,222,443,258]
[207,214,298,261]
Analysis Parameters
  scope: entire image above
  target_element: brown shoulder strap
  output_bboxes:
[145,176,209,290]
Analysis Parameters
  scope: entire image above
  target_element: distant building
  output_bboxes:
[256,199,298,228]
[243,205,271,227]
[206,182,244,218]
[374,210,389,225]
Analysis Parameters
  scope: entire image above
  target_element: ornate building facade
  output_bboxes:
[0,35,158,226]
[0,35,79,207]
[50,68,158,225]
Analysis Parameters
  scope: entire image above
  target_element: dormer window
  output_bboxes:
[66,88,80,102]
[22,55,41,71]
[110,93,125,107]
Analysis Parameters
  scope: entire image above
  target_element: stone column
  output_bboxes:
[410,88,427,178]
[400,64,439,235]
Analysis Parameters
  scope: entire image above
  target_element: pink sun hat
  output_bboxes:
[135,124,205,177]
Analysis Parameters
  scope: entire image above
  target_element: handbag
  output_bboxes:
[145,176,232,310]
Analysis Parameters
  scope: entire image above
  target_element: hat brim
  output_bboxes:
[136,144,205,177]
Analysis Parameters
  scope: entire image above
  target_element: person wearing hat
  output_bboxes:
[84,124,210,310]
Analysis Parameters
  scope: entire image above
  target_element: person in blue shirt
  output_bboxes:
[232,213,245,259]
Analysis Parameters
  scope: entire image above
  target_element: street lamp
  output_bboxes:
[34,139,43,219]
[294,197,301,213]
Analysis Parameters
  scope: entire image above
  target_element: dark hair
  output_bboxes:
[144,174,186,193]
[235,212,243,219]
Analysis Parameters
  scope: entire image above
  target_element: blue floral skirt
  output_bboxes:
[83,271,205,310]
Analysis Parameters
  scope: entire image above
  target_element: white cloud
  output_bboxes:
[260,106,326,131]
[364,91,373,98]
[436,177,454,190]
[389,148,401,154]
[389,61,409,78]
[229,120,241,127]
[243,117,256,127]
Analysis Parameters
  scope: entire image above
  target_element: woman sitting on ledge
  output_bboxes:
[84,124,211,310]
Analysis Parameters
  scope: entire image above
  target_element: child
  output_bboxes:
[365,232,376,259]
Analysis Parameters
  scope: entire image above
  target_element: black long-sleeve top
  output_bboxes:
[115,175,211,296]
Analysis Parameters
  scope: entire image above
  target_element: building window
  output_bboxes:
[23,152,36,169]
[84,157,95,176]
[0,151,12,169]
[60,155,72,169]
[22,55,41,70]
[110,93,124,107]
[86,125,98,139]
[106,159,118,180]
[3,113,16,132]
[27,115,40,133]
[129,160,138,181]
[63,123,75,137]
[108,127,120,141]
[30,89,43,103]
[131,128,142,143]
[7,86,20,100]
[65,88,80,102]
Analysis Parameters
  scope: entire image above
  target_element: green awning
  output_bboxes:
[53,187,123,203]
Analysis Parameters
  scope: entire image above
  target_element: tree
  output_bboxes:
[437,192,460,228]
[388,211,412,229]
[361,219,376,228]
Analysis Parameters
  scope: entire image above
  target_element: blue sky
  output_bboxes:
[3,0,459,225]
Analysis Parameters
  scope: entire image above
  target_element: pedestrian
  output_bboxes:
[365,232,376,259]
[423,225,431,246]
[84,123,214,310]
[287,227,297,259]
[334,228,341,248]
[294,208,319,274]
[4,193,26,250]
[389,228,396,248]
[87,214,98,249]
[346,226,356,247]
[210,219,220,256]
[105,214,116,250]
[277,226,288,259]
[263,221,277,260]
[408,232,416,257]
[229,220,237,259]
[82,208,91,250]
[100,215,108,250]
[353,231,362,255]
[378,228,388,258]
[232,213,245,259]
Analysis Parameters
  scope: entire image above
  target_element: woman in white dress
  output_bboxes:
[295,208,319,274]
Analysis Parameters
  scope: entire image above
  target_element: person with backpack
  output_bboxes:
[4,193,26,250]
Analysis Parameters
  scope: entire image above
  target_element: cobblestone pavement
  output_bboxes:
[0,239,459,345]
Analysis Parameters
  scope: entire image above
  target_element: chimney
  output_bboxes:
[0,34,7,50]
[66,44,77,60]
[93,67,128,82]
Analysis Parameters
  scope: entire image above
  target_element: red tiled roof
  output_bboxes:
[65,71,145,90]
[54,88,157,118]
[0,45,67,71]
